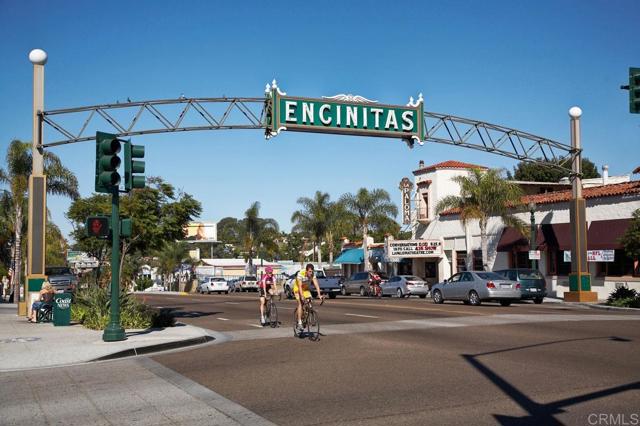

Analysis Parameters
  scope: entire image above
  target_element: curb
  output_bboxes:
[92,335,215,361]
[583,304,640,312]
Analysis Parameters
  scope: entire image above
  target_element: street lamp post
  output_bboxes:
[529,202,537,270]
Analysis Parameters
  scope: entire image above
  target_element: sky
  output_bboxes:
[0,0,638,242]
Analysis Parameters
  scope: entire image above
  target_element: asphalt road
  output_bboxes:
[139,292,640,425]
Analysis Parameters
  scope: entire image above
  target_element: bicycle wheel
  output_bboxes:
[293,309,300,337]
[306,309,320,341]
[268,301,278,328]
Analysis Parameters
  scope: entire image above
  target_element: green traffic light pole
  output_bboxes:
[103,187,125,342]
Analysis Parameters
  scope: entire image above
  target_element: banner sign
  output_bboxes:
[387,239,443,258]
[564,250,615,262]
[528,250,541,260]
[399,177,413,224]
[265,80,424,145]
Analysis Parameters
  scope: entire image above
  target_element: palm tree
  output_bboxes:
[435,168,525,271]
[339,188,399,271]
[154,241,190,291]
[240,202,279,273]
[0,140,79,298]
[291,191,331,265]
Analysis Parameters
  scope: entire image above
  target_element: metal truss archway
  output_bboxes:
[39,97,576,170]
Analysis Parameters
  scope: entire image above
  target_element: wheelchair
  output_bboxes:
[36,303,53,323]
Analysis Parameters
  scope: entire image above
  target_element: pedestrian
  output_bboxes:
[28,281,54,323]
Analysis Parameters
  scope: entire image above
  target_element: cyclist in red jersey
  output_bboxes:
[258,266,276,325]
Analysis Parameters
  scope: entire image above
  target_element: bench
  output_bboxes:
[36,303,53,323]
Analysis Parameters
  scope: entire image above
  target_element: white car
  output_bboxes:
[198,277,229,294]
[144,284,165,292]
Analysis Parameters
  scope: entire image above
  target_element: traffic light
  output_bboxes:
[124,140,145,191]
[95,131,122,193]
[86,216,110,239]
[622,67,640,114]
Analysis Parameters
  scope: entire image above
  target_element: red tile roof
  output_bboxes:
[413,160,488,175]
[441,180,640,215]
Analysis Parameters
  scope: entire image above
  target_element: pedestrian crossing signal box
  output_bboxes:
[86,216,110,239]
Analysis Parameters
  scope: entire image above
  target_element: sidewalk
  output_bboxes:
[0,303,214,372]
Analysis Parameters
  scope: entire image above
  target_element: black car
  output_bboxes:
[495,268,547,304]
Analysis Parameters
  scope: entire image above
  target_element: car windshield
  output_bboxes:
[46,267,72,275]
[245,276,257,281]
[212,277,225,281]
[519,270,544,279]
[403,276,423,281]
[476,272,506,280]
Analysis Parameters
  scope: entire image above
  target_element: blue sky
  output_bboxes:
[1,0,638,241]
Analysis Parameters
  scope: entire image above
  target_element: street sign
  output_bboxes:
[265,81,424,146]
[528,250,541,260]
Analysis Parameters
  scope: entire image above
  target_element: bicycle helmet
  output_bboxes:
[265,266,273,274]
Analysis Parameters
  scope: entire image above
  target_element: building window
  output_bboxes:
[514,252,529,269]
[456,251,467,272]
[424,262,437,278]
[418,191,429,220]
[605,250,638,277]
[473,250,483,270]
[547,249,571,276]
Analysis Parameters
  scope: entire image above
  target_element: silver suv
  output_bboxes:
[342,271,388,296]
[45,266,78,293]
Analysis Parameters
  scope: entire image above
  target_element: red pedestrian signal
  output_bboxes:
[86,216,110,239]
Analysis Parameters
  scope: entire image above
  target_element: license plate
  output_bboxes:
[529,288,538,292]
[500,284,511,288]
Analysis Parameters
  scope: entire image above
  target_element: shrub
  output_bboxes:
[135,277,154,292]
[605,286,640,308]
[71,286,175,330]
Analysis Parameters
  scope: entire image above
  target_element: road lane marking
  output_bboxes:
[248,324,263,328]
[220,314,640,342]
[225,302,240,305]
[328,300,487,316]
[278,306,295,310]
[345,313,380,319]
[217,318,230,321]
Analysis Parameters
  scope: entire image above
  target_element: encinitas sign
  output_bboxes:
[265,80,424,146]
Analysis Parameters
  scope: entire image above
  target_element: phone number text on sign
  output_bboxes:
[388,240,443,257]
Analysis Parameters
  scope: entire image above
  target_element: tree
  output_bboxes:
[620,209,640,273]
[0,140,79,298]
[508,157,600,182]
[291,191,331,264]
[339,188,398,270]
[436,168,525,271]
[154,241,190,291]
[66,177,201,287]
[45,221,68,266]
[240,202,279,273]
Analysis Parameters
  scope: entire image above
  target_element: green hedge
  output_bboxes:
[71,286,175,330]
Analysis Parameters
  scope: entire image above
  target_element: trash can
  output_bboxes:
[53,293,73,326]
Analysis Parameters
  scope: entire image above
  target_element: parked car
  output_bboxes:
[342,271,389,296]
[495,268,547,304]
[227,278,240,292]
[144,284,165,292]
[238,275,258,292]
[197,277,229,294]
[382,275,430,298]
[283,269,342,299]
[431,271,521,306]
[44,266,78,293]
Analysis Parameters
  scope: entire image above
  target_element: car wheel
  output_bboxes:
[432,290,444,304]
[534,297,543,304]
[329,293,337,299]
[468,290,481,306]
[341,285,347,296]
[500,300,512,307]
[463,300,471,305]
[208,291,212,295]
[225,291,229,294]
[419,294,426,299]
[396,288,404,298]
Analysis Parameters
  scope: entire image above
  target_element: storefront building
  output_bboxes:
[394,160,640,300]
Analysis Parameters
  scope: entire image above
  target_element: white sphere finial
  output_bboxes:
[569,106,582,118]
[29,49,47,65]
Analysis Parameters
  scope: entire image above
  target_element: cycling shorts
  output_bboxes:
[259,284,274,298]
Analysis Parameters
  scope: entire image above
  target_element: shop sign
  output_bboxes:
[387,239,443,258]
[399,177,413,224]
[563,250,615,262]
[265,80,424,145]
[528,250,541,260]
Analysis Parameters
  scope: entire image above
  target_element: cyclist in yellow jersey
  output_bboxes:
[294,263,324,331]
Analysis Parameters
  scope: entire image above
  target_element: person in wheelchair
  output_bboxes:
[28,281,55,323]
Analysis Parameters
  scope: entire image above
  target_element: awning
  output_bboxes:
[334,248,364,264]
[588,219,631,250]
[551,223,574,251]
[496,225,553,252]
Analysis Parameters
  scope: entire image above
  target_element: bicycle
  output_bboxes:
[293,296,324,341]
[264,291,279,328]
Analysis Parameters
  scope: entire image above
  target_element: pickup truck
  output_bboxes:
[283,269,342,299]
[44,266,78,293]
